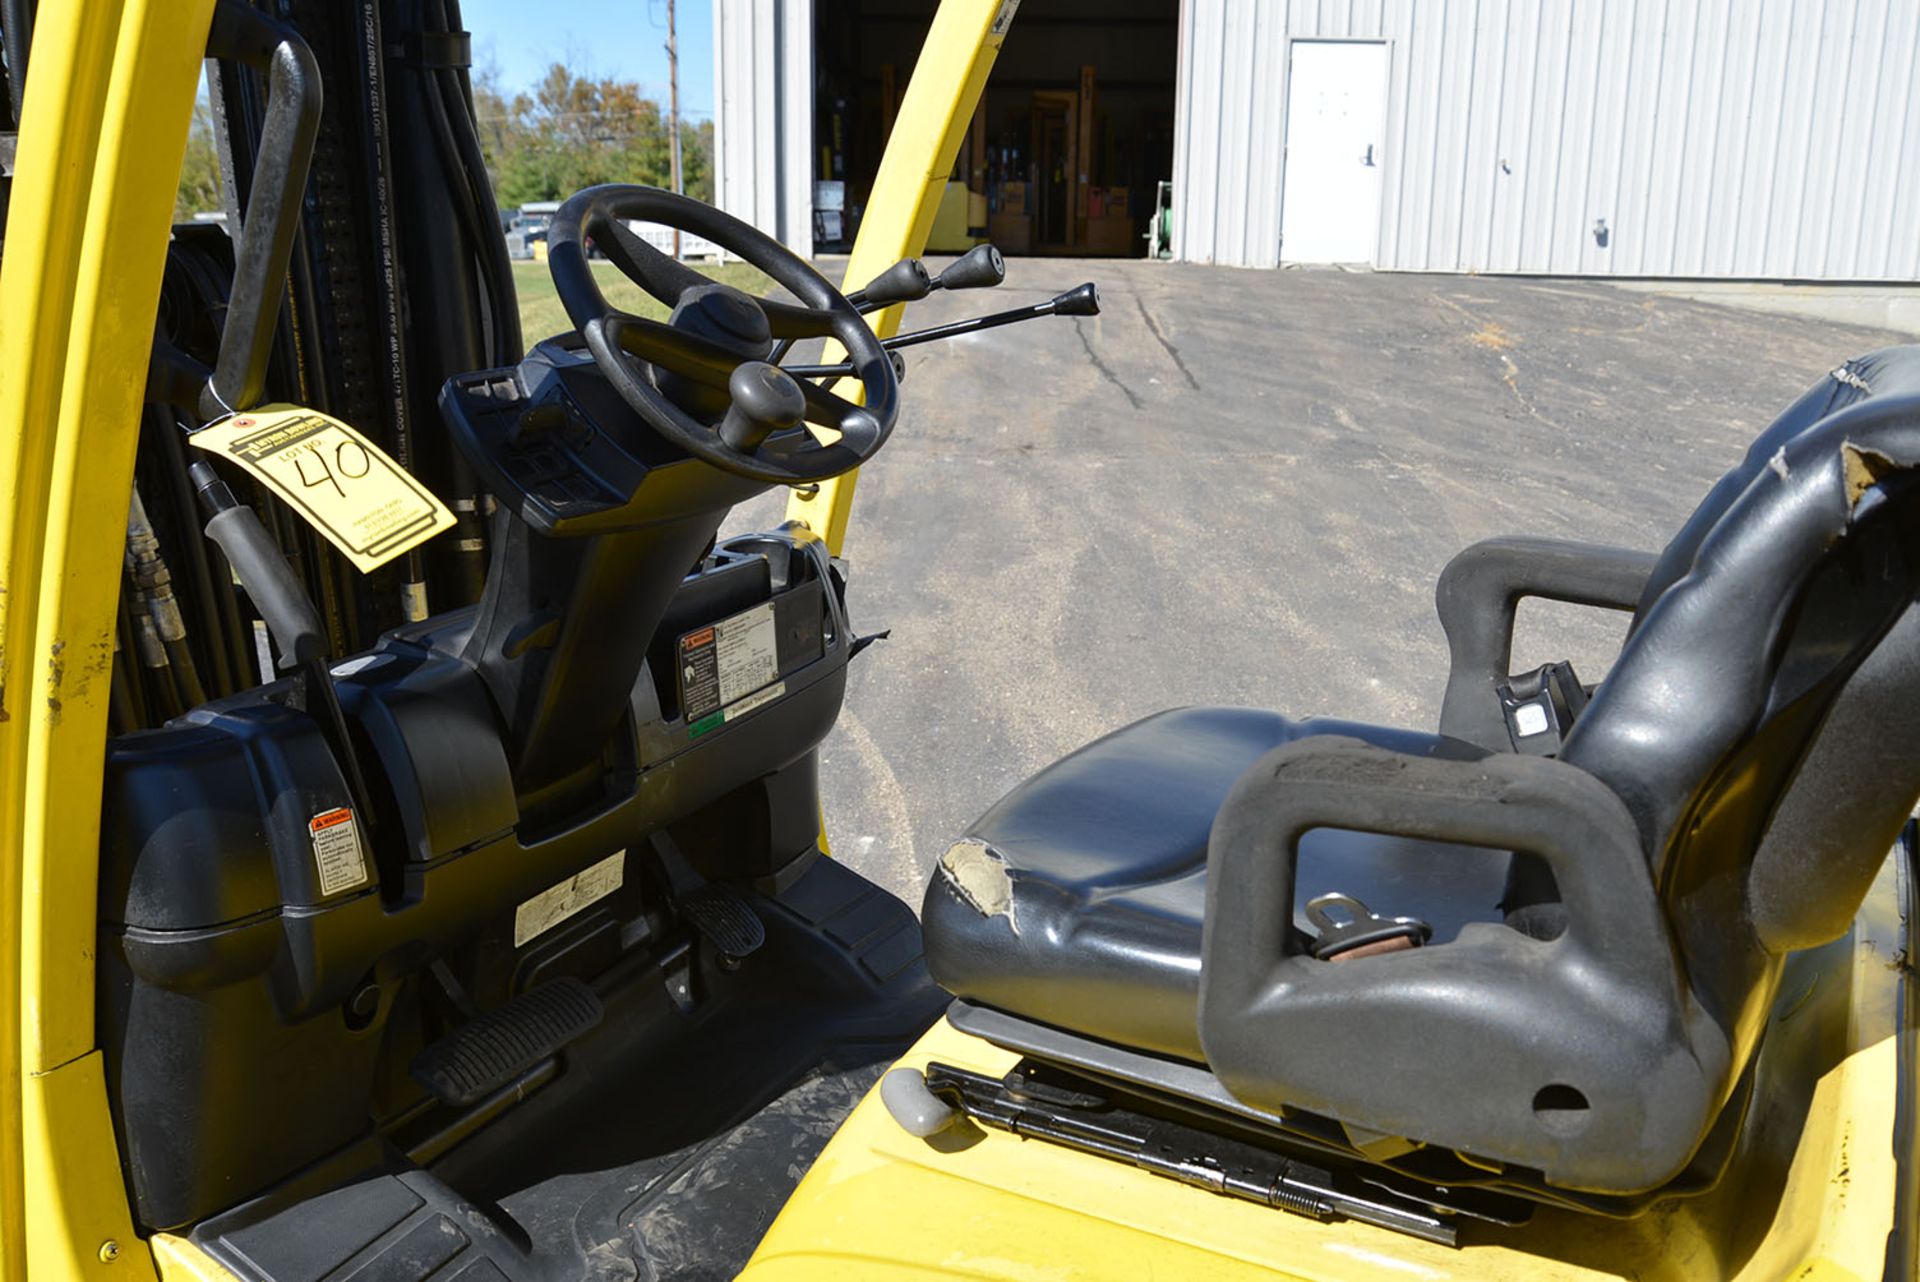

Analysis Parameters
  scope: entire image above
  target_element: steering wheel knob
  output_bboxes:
[719,361,807,452]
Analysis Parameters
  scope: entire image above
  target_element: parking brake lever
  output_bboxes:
[783,282,1099,380]
[191,462,376,828]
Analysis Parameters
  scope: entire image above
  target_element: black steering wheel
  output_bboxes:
[546,184,898,485]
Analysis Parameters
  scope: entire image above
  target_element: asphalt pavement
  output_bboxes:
[725,258,1911,907]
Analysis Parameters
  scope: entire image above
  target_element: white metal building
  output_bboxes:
[716,0,1920,279]
[714,0,816,260]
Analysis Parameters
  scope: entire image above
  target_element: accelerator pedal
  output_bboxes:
[411,976,604,1107]
[651,833,766,963]
[680,885,766,960]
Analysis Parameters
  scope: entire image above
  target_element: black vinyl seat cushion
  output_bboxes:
[922,707,1515,1063]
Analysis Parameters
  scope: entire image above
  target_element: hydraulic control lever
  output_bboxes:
[768,244,1010,364]
[190,462,376,827]
[849,244,1008,312]
[784,282,1100,380]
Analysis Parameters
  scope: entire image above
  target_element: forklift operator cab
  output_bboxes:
[99,181,927,1236]
[1,0,1915,1280]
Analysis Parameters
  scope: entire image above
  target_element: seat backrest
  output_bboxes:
[1563,346,1920,1078]
[1631,348,1920,614]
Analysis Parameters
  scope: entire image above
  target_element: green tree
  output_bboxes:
[683,118,714,203]
[174,96,222,221]
[473,67,530,186]
[474,62,712,208]
[171,65,705,226]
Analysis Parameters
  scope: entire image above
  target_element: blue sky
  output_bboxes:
[459,0,714,120]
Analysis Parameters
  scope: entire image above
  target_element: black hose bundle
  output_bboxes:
[1,0,34,128]
[108,0,527,732]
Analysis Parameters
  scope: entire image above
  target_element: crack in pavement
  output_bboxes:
[1429,291,1559,429]
[1074,317,1144,409]
[1134,295,1202,390]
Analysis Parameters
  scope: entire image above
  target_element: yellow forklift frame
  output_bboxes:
[0,1,1911,1279]
[1,3,217,1278]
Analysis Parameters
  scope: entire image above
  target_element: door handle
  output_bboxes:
[1360,143,1375,167]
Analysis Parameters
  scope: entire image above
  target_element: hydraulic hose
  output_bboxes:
[150,406,238,696]
[440,0,520,363]
[414,77,493,603]
[2,0,34,128]
[417,35,516,363]
[114,601,152,730]
[126,483,208,711]
[418,0,513,600]
[349,1,431,621]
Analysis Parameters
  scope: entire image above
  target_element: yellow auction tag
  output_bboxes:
[192,405,455,573]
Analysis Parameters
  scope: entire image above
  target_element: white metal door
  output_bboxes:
[1280,42,1388,264]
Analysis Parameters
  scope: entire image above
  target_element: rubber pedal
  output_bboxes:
[680,886,766,959]
[410,976,604,1107]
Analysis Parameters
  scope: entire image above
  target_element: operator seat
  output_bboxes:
[923,345,1920,1195]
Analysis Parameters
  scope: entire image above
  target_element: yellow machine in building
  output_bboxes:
[0,1,1913,1279]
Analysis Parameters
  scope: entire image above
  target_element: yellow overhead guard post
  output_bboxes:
[0,1,216,1279]
[783,0,1016,557]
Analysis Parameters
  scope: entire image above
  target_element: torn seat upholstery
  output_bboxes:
[923,345,1920,1196]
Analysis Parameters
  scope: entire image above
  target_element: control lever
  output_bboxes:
[717,361,808,452]
[783,282,1100,380]
[931,243,1008,292]
[770,244,1011,365]
[848,243,1007,312]
[190,462,376,828]
[848,258,931,311]
[772,245,1012,366]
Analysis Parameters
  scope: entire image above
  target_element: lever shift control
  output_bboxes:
[718,361,808,451]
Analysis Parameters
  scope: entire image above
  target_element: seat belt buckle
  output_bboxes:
[1497,659,1589,756]
[1305,894,1432,961]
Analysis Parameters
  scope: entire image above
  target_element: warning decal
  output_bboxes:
[309,807,369,897]
[679,601,780,725]
[514,851,627,948]
[193,404,455,573]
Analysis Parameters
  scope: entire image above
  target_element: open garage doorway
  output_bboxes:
[811,0,1178,257]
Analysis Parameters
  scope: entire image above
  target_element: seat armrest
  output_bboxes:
[1199,736,1722,1194]
[1435,537,1658,750]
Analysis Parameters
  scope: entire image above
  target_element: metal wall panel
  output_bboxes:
[714,0,815,255]
[1172,0,1920,277]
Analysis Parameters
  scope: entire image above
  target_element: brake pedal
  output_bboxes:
[410,976,604,1107]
